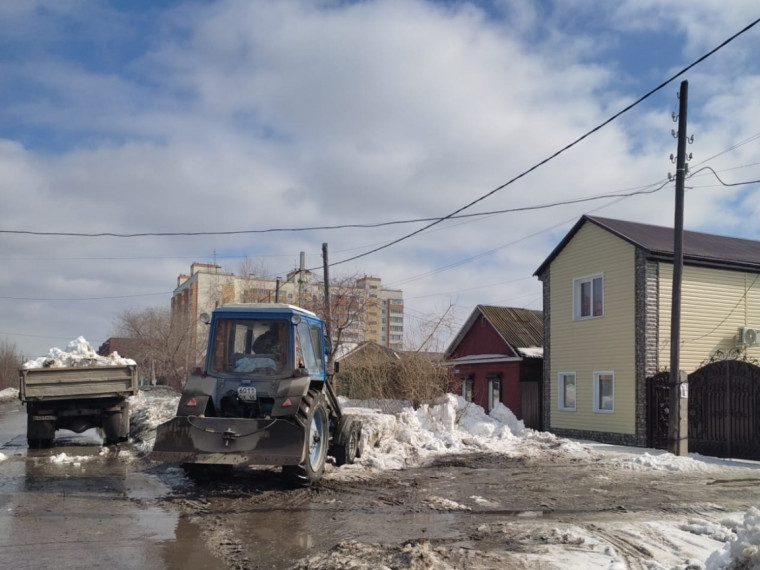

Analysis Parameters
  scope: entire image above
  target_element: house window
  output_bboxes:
[573,275,604,319]
[593,371,614,413]
[487,373,501,412]
[461,375,474,402]
[558,372,576,411]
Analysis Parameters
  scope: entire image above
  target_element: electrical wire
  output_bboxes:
[3,19,759,248]
[0,182,683,239]
[315,15,760,271]
[688,166,760,187]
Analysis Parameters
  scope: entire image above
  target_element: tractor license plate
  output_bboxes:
[237,386,257,402]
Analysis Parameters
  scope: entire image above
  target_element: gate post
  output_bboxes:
[669,369,689,456]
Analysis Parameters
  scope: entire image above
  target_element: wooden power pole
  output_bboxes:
[668,79,689,456]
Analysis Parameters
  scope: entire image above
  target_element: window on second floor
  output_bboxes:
[573,274,604,320]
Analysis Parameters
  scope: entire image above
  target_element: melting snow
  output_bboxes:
[22,336,136,369]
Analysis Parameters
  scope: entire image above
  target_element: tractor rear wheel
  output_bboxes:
[333,416,361,466]
[284,388,329,486]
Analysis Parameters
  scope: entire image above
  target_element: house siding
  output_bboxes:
[658,264,760,371]
[449,316,518,358]
[548,223,637,436]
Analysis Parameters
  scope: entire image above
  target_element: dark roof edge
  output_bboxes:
[534,215,760,277]
[534,215,592,277]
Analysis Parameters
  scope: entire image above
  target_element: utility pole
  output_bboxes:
[298,251,305,307]
[322,243,333,368]
[668,79,690,456]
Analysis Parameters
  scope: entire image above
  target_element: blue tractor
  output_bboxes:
[150,303,361,485]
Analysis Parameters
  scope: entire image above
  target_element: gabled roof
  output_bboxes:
[444,305,543,359]
[534,215,760,277]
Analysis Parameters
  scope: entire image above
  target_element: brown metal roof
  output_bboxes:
[444,305,543,358]
[478,305,543,349]
[535,215,760,276]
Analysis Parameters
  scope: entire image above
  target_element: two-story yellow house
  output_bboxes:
[534,215,760,456]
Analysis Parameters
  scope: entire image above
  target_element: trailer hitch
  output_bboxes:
[222,428,239,447]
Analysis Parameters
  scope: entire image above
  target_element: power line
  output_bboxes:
[0,182,678,239]
[688,166,760,187]
[315,15,760,271]
[385,178,672,289]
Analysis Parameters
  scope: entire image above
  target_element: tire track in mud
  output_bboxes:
[152,453,760,570]
[583,524,653,570]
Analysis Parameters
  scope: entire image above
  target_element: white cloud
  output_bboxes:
[1,0,760,355]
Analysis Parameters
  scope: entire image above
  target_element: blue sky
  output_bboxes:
[1,0,760,356]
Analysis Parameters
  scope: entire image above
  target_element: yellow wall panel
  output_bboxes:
[549,223,637,434]
[658,264,760,371]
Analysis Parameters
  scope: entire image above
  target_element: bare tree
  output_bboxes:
[405,300,457,352]
[113,306,198,389]
[308,273,370,365]
[237,256,272,280]
[0,340,23,390]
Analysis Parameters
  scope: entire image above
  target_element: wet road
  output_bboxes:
[0,401,221,570]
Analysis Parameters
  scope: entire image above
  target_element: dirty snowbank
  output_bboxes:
[0,388,18,403]
[22,336,135,369]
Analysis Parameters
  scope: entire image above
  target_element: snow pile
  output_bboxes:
[0,387,18,403]
[338,394,590,472]
[50,451,100,467]
[706,505,760,570]
[22,337,136,369]
[128,388,180,455]
[295,539,481,570]
[614,451,729,473]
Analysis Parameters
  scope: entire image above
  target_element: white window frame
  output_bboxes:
[557,372,576,411]
[461,375,474,402]
[487,374,501,412]
[573,274,604,320]
[593,371,614,413]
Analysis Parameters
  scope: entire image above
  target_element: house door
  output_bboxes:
[487,375,501,412]
[520,381,542,430]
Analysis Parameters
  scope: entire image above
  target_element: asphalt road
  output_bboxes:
[0,401,221,570]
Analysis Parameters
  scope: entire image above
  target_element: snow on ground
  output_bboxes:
[22,336,135,369]
[126,390,760,569]
[0,388,18,403]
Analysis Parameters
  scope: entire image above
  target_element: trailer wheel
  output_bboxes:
[102,410,128,446]
[333,417,361,466]
[285,389,329,486]
[27,415,55,449]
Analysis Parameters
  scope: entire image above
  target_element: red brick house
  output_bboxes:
[444,306,543,429]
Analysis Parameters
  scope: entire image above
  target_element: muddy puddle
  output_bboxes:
[0,402,222,570]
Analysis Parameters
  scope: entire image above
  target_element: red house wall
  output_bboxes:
[450,317,518,359]
[451,361,523,417]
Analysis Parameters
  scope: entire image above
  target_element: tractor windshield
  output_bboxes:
[210,318,291,377]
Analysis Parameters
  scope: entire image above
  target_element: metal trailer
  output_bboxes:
[19,364,138,448]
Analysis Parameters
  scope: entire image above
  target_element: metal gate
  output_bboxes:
[647,361,760,460]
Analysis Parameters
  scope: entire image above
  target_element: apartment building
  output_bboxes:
[171,263,403,363]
